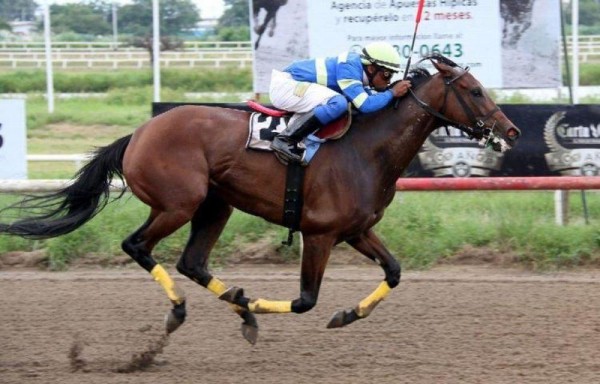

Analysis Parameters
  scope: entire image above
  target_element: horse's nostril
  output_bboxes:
[507,127,521,141]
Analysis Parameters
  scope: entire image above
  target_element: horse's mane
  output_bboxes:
[421,53,459,68]
[391,53,461,91]
[405,67,431,89]
[388,66,431,93]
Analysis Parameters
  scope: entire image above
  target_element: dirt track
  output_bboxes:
[1,264,599,384]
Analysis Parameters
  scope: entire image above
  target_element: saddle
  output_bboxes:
[245,100,352,153]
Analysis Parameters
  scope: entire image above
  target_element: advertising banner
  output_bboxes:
[250,0,561,93]
[406,104,600,177]
[0,99,27,179]
[307,0,503,87]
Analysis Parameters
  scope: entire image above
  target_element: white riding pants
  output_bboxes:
[269,69,339,113]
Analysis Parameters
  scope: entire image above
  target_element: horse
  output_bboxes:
[252,0,288,50]
[0,55,521,345]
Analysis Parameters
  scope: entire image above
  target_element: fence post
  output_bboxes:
[554,190,569,226]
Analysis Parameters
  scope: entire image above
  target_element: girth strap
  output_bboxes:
[282,161,305,246]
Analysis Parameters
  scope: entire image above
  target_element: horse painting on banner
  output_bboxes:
[252,0,288,49]
[501,0,535,48]
[0,55,521,345]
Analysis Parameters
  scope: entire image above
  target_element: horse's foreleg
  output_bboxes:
[268,13,277,37]
[327,229,401,328]
[175,193,259,344]
[122,209,193,334]
[219,233,334,315]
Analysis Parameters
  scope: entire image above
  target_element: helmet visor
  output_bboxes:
[361,48,400,73]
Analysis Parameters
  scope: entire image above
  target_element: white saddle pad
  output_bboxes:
[246,112,293,150]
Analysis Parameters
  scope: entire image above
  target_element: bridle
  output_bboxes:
[408,66,500,141]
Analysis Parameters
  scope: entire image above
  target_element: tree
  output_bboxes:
[0,0,38,22]
[579,0,600,26]
[216,0,249,41]
[565,0,600,26]
[49,2,112,36]
[219,0,249,28]
[0,0,37,33]
[118,0,200,58]
[119,0,200,36]
[0,19,11,32]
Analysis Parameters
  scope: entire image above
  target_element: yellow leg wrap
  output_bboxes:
[150,264,185,305]
[206,278,246,314]
[355,281,391,318]
[206,277,228,296]
[248,299,292,314]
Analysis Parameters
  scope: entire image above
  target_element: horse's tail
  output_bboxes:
[0,134,132,239]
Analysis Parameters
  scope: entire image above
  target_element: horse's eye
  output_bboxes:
[471,88,483,97]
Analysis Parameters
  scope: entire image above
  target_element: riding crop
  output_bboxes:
[394,0,425,108]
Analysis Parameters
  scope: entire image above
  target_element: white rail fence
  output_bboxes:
[1,37,600,69]
[27,154,90,169]
[0,179,127,193]
[564,35,600,62]
[0,40,253,69]
[5,154,120,192]
[0,51,253,69]
[0,40,252,51]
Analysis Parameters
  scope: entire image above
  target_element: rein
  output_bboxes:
[408,67,499,140]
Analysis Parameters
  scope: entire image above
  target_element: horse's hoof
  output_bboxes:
[165,312,184,334]
[327,309,359,329]
[241,323,258,345]
[219,287,244,304]
[240,311,258,345]
[165,302,186,334]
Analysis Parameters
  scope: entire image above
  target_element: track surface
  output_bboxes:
[1,264,599,383]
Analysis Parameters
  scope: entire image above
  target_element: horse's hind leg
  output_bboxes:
[253,11,261,33]
[175,192,259,344]
[122,208,194,333]
[219,233,335,316]
[327,229,401,328]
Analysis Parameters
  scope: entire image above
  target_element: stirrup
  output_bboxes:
[272,145,304,163]
[271,140,307,166]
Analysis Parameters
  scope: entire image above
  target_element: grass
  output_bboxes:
[0,68,253,93]
[376,191,600,269]
[0,191,598,270]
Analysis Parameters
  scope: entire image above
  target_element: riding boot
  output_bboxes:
[270,111,322,164]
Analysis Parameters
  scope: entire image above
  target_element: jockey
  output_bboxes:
[269,41,412,164]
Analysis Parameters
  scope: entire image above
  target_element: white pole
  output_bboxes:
[554,0,580,226]
[43,1,54,113]
[152,0,160,102]
[554,190,569,226]
[112,2,118,50]
[554,0,581,226]
[572,0,579,104]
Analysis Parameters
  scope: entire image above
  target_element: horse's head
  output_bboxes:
[412,54,521,152]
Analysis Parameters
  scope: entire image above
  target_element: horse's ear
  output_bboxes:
[431,58,454,78]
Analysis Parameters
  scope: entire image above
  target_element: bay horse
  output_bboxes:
[0,55,520,345]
